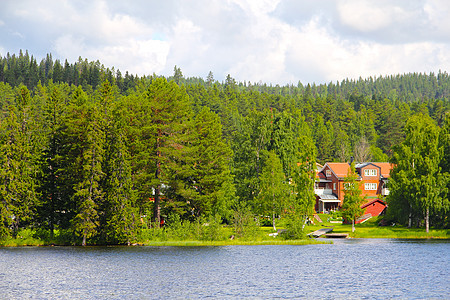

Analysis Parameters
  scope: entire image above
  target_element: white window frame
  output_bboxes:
[364,169,377,177]
[333,183,336,190]
[344,182,353,190]
[365,183,377,190]
[326,169,331,177]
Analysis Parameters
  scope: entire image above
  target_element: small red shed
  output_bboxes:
[355,198,387,224]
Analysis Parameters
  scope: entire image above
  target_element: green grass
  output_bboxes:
[143,239,329,246]
[304,215,450,239]
[0,229,46,247]
[2,218,449,247]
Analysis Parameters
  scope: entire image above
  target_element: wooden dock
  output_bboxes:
[325,233,349,238]
[307,227,334,237]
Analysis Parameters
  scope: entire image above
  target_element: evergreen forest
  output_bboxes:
[0,50,449,245]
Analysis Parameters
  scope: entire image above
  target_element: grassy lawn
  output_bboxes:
[143,239,329,246]
[303,214,450,239]
[2,215,449,247]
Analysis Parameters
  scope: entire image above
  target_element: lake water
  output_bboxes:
[0,239,449,299]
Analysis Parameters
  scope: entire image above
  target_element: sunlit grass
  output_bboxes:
[0,229,45,247]
[2,217,449,247]
[143,239,329,246]
[303,215,450,239]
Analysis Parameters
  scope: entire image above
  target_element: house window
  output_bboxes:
[365,183,377,190]
[333,183,336,190]
[364,169,377,176]
[344,183,354,190]
[326,170,331,177]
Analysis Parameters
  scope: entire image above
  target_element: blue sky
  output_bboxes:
[1,0,449,85]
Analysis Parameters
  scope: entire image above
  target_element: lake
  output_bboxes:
[0,239,449,299]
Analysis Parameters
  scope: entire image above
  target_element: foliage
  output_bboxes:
[256,151,289,230]
[388,114,449,232]
[341,162,366,232]
[232,204,260,240]
[0,51,449,244]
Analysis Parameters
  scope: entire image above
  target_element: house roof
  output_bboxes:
[325,163,352,178]
[361,198,386,208]
[317,161,393,180]
[318,194,340,202]
[376,162,394,178]
[315,170,332,182]
[355,162,394,178]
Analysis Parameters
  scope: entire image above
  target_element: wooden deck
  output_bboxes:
[325,233,349,238]
[307,227,334,237]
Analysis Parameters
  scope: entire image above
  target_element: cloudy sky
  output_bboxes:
[1,0,449,85]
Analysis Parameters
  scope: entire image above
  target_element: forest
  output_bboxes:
[0,50,449,245]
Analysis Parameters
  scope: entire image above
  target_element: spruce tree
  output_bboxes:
[0,85,38,237]
[183,107,234,219]
[38,83,71,237]
[66,88,105,245]
[101,83,138,244]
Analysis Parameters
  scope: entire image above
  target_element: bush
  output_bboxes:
[281,215,306,240]
[201,214,228,241]
[233,205,260,240]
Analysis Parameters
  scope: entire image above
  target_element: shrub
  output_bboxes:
[233,205,260,240]
[281,215,306,240]
[201,214,228,241]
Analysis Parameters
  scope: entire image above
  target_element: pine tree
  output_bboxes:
[126,78,192,225]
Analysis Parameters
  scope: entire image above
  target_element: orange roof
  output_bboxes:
[326,163,352,177]
[374,162,394,178]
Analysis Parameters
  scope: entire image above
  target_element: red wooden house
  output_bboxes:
[314,162,393,217]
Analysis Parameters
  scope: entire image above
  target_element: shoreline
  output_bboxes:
[2,236,449,247]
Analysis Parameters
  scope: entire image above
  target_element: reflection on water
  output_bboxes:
[0,239,448,299]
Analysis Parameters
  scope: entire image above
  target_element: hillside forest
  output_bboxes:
[0,50,449,244]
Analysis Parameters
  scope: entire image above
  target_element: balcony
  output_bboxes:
[315,188,333,195]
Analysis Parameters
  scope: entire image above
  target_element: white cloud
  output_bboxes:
[424,0,450,40]
[283,16,450,83]
[337,0,398,32]
[54,34,170,75]
[230,0,281,15]
[40,0,171,75]
[1,0,449,84]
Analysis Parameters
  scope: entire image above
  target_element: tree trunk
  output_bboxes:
[82,234,86,246]
[153,185,161,227]
[352,218,355,232]
[301,215,308,231]
[425,206,429,233]
[153,136,161,227]
[272,189,276,231]
[272,210,276,231]
[50,222,54,240]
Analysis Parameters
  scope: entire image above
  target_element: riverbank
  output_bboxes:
[306,215,450,239]
[142,239,328,246]
[1,218,448,246]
